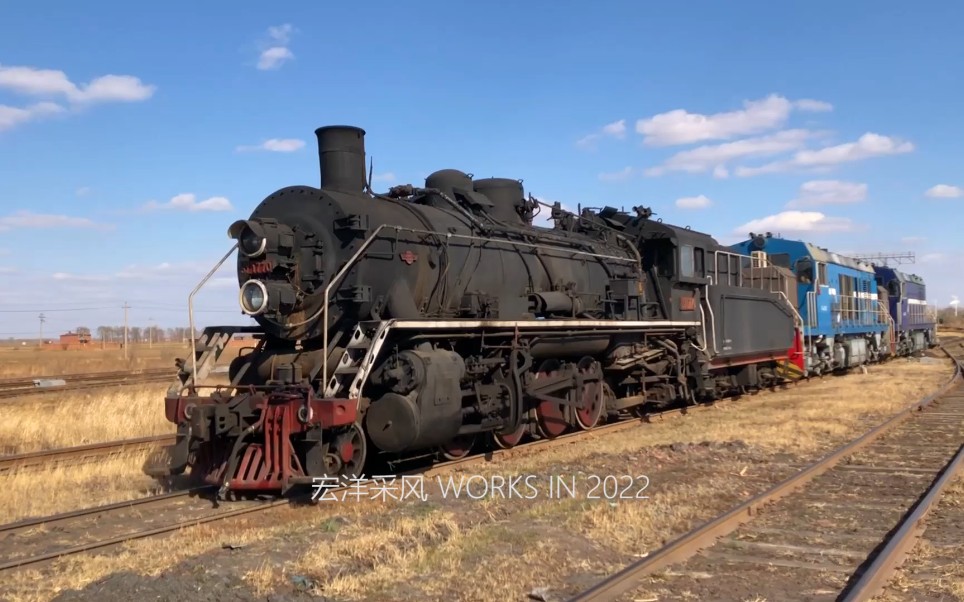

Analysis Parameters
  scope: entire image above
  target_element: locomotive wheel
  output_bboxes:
[573,357,604,430]
[533,360,568,439]
[492,423,526,449]
[333,423,367,479]
[439,433,477,460]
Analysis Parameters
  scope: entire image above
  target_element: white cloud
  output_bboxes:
[901,236,926,245]
[236,138,305,152]
[598,166,635,182]
[576,119,627,149]
[924,184,963,199]
[258,47,294,70]
[0,64,155,132]
[735,133,914,177]
[920,252,945,263]
[644,129,815,176]
[675,195,712,210]
[0,256,254,336]
[794,99,833,112]
[0,267,16,274]
[371,172,396,183]
[602,119,627,138]
[114,260,215,280]
[256,24,296,70]
[785,180,868,208]
[0,101,65,132]
[0,64,155,104]
[142,193,233,213]
[734,210,855,235]
[75,186,92,197]
[51,272,110,282]
[267,24,293,44]
[636,94,830,146]
[0,210,107,232]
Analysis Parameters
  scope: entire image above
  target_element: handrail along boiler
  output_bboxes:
[148,125,806,496]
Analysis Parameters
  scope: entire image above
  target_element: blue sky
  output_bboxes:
[1,0,962,337]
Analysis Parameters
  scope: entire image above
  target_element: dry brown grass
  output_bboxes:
[0,355,953,602]
[872,473,964,602]
[297,507,464,598]
[0,519,283,602]
[0,385,174,455]
[0,451,167,523]
[504,356,952,472]
[286,356,953,601]
[0,343,188,378]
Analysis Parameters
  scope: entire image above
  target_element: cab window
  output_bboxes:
[795,258,814,284]
[680,244,695,278]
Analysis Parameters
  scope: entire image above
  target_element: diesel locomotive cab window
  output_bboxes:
[680,244,696,278]
[795,258,814,283]
[768,253,791,269]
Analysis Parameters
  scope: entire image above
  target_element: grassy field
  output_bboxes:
[0,339,255,378]
[0,384,174,455]
[0,351,952,602]
[0,343,188,378]
[0,351,232,523]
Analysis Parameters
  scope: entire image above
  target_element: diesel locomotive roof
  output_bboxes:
[873,264,926,285]
[802,243,876,273]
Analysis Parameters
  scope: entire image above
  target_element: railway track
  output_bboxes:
[569,342,964,602]
[0,393,761,575]
[0,344,955,579]
[0,368,173,400]
[0,434,176,475]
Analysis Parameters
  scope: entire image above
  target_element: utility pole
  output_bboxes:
[122,302,130,359]
[148,317,154,348]
[38,313,45,347]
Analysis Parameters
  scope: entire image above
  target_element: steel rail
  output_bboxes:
[0,368,171,386]
[0,487,211,537]
[0,398,744,574]
[839,445,964,600]
[0,434,176,474]
[567,346,963,602]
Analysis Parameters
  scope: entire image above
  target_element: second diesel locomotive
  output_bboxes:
[730,234,937,374]
[150,125,804,496]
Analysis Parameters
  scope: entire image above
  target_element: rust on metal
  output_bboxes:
[568,346,963,602]
[839,441,964,601]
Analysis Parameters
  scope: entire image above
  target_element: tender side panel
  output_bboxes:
[708,286,795,359]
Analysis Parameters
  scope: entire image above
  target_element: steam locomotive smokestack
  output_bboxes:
[314,125,367,193]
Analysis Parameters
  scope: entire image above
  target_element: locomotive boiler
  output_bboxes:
[149,124,801,497]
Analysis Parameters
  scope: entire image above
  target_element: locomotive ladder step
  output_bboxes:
[324,321,393,399]
[188,330,233,383]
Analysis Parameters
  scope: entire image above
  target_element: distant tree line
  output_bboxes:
[70,326,199,344]
[937,307,963,327]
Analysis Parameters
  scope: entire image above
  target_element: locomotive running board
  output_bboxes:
[376,319,702,329]
[322,318,702,400]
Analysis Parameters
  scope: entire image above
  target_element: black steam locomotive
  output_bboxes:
[149,125,802,496]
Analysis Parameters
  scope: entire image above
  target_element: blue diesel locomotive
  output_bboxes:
[730,233,896,375]
[873,265,937,355]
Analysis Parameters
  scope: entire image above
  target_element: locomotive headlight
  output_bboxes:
[239,280,269,316]
[228,220,267,258]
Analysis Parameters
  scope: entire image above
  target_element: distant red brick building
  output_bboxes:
[58,331,91,349]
